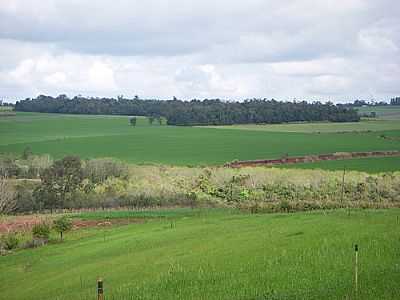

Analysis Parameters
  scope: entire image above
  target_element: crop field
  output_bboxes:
[1,112,400,172]
[204,120,400,133]
[0,106,13,111]
[0,208,399,300]
[279,156,400,173]
[357,106,400,120]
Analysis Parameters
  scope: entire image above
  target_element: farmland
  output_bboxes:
[357,106,400,120]
[278,156,400,173]
[2,2,400,300]
[204,119,400,133]
[1,208,400,300]
[1,112,400,172]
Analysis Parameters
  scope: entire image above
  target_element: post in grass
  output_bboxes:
[97,278,104,300]
[354,244,358,296]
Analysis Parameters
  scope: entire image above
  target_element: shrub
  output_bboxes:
[32,222,51,240]
[1,233,19,250]
[83,158,128,183]
[279,199,291,212]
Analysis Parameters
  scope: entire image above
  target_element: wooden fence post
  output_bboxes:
[354,244,358,296]
[97,278,104,300]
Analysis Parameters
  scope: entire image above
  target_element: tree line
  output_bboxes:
[344,98,400,107]
[391,97,400,105]
[15,95,360,125]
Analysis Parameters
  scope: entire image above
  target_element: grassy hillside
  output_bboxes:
[0,112,150,145]
[0,209,399,300]
[0,112,399,171]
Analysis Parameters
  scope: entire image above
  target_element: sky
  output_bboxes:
[0,0,399,103]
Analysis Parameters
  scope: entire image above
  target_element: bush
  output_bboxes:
[1,233,19,250]
[83,158,128,183]
[279,199,291,212]
[53,216,73,241]
[32,222,51,240]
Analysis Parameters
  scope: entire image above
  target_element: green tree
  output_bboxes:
[22,146,33,160]
[148,116,155,125]
[53,216,73,241]
[34,156,83,211]
[129,117,137,126]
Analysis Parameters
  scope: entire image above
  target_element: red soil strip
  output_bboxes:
[0,216,141,234]
[225,150,400,168]
[0,216,46,234]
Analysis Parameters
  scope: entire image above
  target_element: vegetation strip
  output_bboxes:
[226,150,400,167]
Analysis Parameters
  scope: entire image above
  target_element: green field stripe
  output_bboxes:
[279,156,400,173]
[201,119,400,133]
[1,128,399,167]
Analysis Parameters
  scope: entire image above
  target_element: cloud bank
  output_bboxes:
[0,0,399,102]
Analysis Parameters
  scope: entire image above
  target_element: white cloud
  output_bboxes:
[0,0,399,101]
[88,61,117,91]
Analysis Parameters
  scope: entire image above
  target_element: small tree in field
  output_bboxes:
[53,216,73,241]
[148,116,155,125]
[129,117,137,126]
[22,146,33,159]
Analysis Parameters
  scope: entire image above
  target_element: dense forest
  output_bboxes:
[391,97,400,105]
[15,95,360,125]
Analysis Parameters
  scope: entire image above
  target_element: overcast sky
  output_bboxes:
[1,0,399,102]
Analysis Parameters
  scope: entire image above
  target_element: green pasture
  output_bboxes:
[1,208,399,300]
[0,112,399,171]
[203,120,400,133]
[279,156,400,173]
[0,112,150,145]
[0,106,13,112]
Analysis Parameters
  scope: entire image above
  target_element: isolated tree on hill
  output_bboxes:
[53,216,73,241]
[129,117,137,126]
[34,156,83,211]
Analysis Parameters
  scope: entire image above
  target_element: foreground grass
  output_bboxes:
[1,209,399,299]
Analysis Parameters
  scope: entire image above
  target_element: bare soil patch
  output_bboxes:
[225,150,400,168]
[0,215,143,234]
